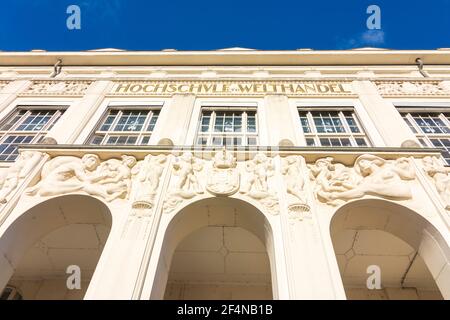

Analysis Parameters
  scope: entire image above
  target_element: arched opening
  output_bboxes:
[153,197,276,300]
[0,195,112,300]
[330,199,449,300]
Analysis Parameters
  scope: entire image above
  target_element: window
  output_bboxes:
[89,108,160,146]
[298,109,370,147]
[0,286,23,300]
[0,107,65,161]
[195,109,258,147]
[401,111,450,164]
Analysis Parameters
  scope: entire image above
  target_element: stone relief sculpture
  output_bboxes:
[131,154,167,212]
[0,151,44,204]
[0,81,9,92]
[309,154,415,206]
[281,155,310,221]
[26,154,137,202]
[422,156,450,210]
[163,152,204,214]
[240,153,279,215]
[23,81,92,96]
[376,81,450,96]
[206,148,239,196]
[122,154,167,240]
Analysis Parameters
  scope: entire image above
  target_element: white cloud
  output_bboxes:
[337,30,386,49]
[361,30,385,45]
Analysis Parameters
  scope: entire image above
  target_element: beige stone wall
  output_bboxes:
[0,50,449,300]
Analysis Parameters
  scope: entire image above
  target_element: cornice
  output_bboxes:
[0,50,450,67]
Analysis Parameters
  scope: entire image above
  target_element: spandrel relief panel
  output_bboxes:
[375,80,450,97]
[162,150,280,216]
[19,80,93,96]
[308,154,416,206]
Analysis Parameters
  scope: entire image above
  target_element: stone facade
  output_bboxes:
[0,49,449,300]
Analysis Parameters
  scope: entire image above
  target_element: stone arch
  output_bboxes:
[330,199,450,299]
[149,196,280,300]
[0,194,112,300]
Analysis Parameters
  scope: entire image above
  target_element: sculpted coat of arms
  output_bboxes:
[206,148,239,196]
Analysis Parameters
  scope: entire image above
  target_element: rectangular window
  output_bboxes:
[196,109,258,147]
[401,111,450,164]
[89,108,160,146]
[0,107,65,161]
[298,109,370,147]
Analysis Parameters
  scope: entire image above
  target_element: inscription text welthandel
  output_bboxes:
[112,81,353,96]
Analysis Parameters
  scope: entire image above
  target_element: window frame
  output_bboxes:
[297,107,372,147]
[0,105,67,161]
[81,99,166,146]
[399,107,450,164]
[88,107,161,146]
[195,106,259,147]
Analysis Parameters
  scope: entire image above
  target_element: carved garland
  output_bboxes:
[375,80,450,97]
[20,80,93,96]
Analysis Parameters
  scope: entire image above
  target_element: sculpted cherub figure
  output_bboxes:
[423,156,450,209]
[282,156,306,204]
[132,154,167,203]
[94,155,137,201]
[241,153,274,194]
[173,152,203,195]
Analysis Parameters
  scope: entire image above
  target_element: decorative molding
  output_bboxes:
[422,156,450,211]
[308,154,415,206]
[375,80,450,97]
[26,154,137,202]
[110,80,355,97]
[20,80,92,96]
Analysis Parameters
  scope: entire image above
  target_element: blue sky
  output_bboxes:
[0,0,449,51]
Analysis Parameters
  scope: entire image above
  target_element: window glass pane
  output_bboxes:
[247,137,257,145]
[141,136,151,145]
[197,137,208,145]
[355,138,368,147]
[340,138,351,147]
[147,111,159,131]
[306,138,315,146]
[212,136,223,146]
[90,135,104,145]
[319,138,331,146]
[247,112,256,132]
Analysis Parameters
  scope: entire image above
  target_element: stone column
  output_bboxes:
[0,80,30,113]
[263,95,298,146]
[276,156,345,299]
[44,80,113,144]
[352,80,419,147]
[149,94,196,146]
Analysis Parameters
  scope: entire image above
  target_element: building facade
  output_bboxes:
[0,48,449,300]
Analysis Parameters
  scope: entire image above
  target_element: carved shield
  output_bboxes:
[206,168,240,196]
